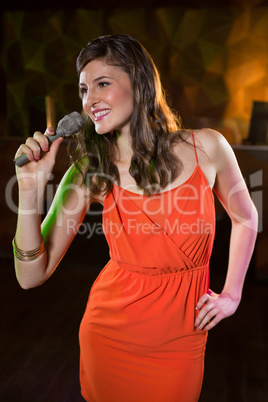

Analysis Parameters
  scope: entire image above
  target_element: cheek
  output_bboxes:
[82,100,91,117]
[120,88,134,113]
[108,85,133,108]
[82,99,88,111]
[104,89,117,104]
[82,103,94,123]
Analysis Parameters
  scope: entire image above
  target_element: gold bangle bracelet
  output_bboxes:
[12,237,45,262]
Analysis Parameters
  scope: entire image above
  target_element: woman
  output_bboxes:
[13,34,258,401]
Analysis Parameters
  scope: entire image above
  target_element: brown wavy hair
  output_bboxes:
[70,34,186,196]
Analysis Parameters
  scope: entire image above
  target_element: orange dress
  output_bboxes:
[79,134,215,402]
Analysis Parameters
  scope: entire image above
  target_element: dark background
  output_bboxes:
[0,1,267,401]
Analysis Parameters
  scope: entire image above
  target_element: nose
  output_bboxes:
[84,88,100,109]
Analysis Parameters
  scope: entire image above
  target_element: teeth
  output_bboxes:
[94,109,110,118]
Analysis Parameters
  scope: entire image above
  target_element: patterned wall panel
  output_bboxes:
[2,7,268,143]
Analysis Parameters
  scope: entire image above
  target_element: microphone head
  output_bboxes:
[58,111,85,138]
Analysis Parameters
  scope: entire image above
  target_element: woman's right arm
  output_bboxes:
[14,129,91,289]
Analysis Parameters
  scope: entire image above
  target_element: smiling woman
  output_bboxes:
[13,34,258,402]
[72,34,183,197]
[79,60,134,136]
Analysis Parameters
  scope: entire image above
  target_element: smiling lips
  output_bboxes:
[93,109,111,121]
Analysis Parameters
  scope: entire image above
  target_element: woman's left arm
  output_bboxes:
[195,129,258,331]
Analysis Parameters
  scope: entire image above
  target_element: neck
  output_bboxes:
[115,130,133,163]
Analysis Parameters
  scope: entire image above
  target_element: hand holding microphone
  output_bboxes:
[14,111,85,167]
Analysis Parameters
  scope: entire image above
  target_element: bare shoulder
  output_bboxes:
[192,128,248,202]
[193,128,228,155]
[175,127,226,159]
[193,128,236,172]
[173,128,227,188]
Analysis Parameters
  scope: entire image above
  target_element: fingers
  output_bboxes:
[25,135,47,161]
[15,143,36,163]
[15,129,53,163]
[202,314,222,331]
[47,135,64,164]
[195,293,210,310]
[195,292,221,331]
[44,127,55,139]
[195,305,222,331]
[195,291,240,331]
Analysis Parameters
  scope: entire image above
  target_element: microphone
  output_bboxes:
[14,111,85,167]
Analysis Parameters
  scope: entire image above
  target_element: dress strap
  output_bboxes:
[191,130,199,166]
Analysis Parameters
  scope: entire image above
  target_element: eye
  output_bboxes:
[79,87,88,98]
[98,82,110,88]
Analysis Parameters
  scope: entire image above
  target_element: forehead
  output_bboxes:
[79,59,127,83]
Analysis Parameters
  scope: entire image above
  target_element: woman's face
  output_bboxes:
[79,59,134,136]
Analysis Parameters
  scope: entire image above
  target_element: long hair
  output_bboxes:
[70,34,186,195]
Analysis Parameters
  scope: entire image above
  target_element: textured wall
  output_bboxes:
[2,7,268,142]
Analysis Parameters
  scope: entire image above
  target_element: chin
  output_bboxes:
[95,128,111,135]
[95,123,116,135]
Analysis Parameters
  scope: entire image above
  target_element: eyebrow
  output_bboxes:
[79,75,113,86]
